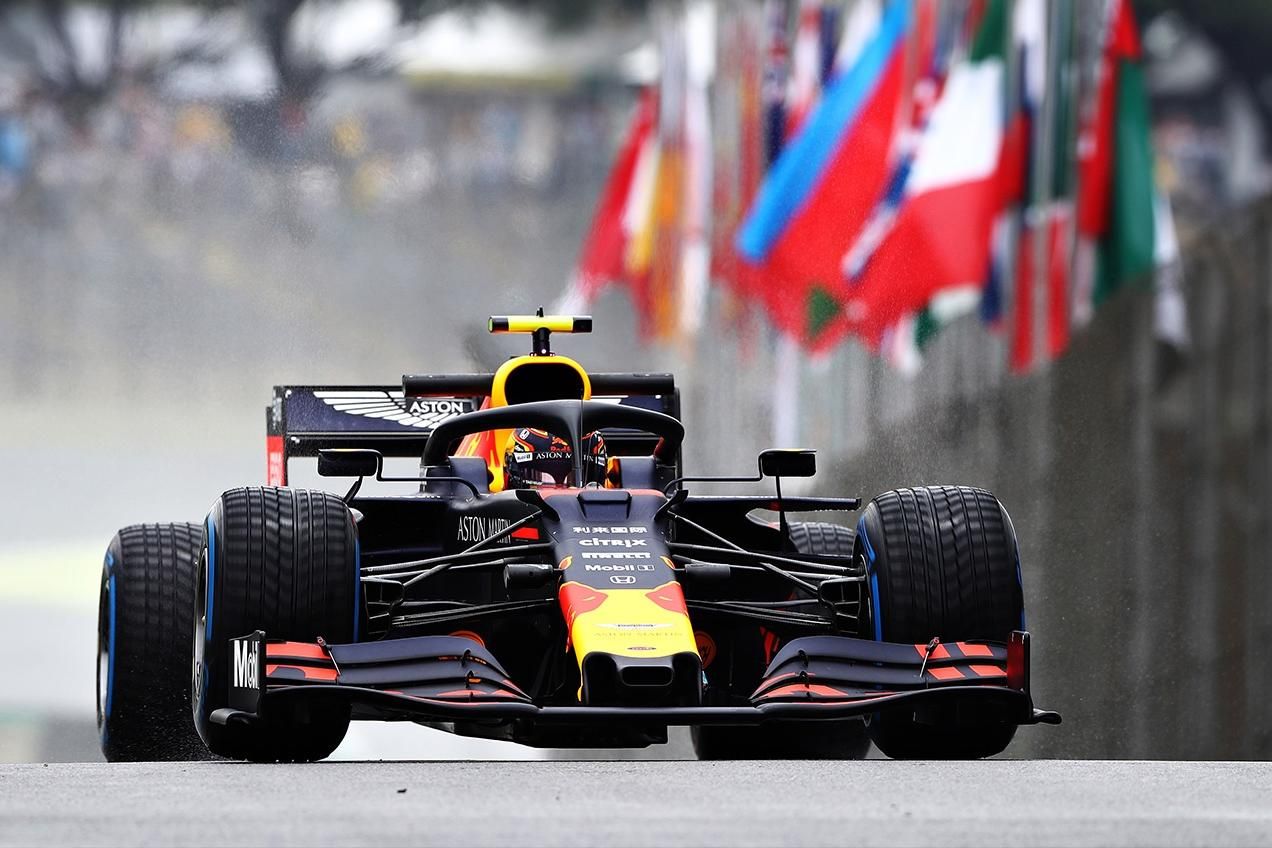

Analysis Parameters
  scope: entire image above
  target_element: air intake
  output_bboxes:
[580,652,702,707]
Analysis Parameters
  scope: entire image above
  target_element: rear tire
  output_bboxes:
[98,523,212,762]
[692,521,871,760]
[857,486,1023,759]
[192,487,361,762]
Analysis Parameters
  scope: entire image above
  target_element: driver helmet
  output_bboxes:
[503,428,607,489]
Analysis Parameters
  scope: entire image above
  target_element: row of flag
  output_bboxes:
[565,0,1182,375]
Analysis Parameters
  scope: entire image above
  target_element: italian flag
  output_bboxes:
[844,0,1011,344]
[1073,0,1155,326]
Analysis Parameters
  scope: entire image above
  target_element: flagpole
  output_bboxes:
[1001,0,1021,378]
[1034,0,1060,371]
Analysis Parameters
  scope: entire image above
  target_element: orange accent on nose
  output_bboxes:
[926,666,964,681]
[559,582,608,627]
[645,581,688,614]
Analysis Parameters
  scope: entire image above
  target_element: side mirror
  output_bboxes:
[318,448,381,479]
[759,448,816,479]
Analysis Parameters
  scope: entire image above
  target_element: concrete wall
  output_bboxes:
[673,204,1272,760]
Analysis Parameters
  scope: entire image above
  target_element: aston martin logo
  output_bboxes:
[314,391,474,430]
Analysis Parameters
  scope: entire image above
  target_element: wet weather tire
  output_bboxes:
[857,486,1023,759]
[692,521,871,760]
[98,523,212,762]
[193,487,361,762]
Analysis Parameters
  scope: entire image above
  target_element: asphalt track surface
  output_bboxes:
[2,760,1270,847]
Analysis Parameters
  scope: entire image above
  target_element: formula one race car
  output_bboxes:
[97,313,1058,762]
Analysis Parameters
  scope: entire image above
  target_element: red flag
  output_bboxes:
[735,0,912,344]
[1077,0,1140,239]
[1009,223,1035,372]
[569,88,657,305]
[1046,204,1072,358]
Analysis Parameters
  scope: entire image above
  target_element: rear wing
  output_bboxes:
[266,373,679,486]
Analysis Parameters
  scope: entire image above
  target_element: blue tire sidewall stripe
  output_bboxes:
[205,515,216,641]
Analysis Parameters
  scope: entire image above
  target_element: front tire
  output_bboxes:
[98,523,211,762]
[192,487,361,762]
[858,486,1023,759]
[692,521,872,760]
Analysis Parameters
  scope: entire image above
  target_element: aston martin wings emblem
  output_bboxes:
[313,391,474,430]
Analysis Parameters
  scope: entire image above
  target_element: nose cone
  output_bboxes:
[580,651,702,707]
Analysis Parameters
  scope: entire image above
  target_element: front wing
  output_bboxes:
[212,631,1060,730]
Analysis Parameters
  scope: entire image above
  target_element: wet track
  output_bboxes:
[1,760,1269,847]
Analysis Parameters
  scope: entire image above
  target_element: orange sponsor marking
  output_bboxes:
[434,689,480,700]
[912,642,952,660]
[764,683,849,699]
[645,581,688,614]
[267,641,329,661]
[510,526,540,541]
[969,665,1005,678]
[958,643,995,658]
[694,631,718,669]
[926,666,964,681]
[266,664,338,681]
[558,582,608,627]
[449,630,486,648]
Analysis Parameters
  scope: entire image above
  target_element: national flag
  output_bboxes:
[832,0,942,364]
[839,0,1011,345]
[679,0,715,337]
[1008,0,1047,373]
[762,0,793,169]
[711,3,765,327]
[1073,0,1156,326]
[785,0,824,139]
[888,0,1021,372]
[736,0,911,343]
[834,0,881,73]
[560,88,658,315]
[1011,0,1078,374]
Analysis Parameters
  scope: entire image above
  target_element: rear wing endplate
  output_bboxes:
[266,374,679,486]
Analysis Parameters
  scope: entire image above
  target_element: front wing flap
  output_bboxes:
[212,631,1060,729]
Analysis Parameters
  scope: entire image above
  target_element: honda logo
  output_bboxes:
[609,575,637,585]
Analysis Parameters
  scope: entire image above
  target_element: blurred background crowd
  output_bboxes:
[2,0,1271,762]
